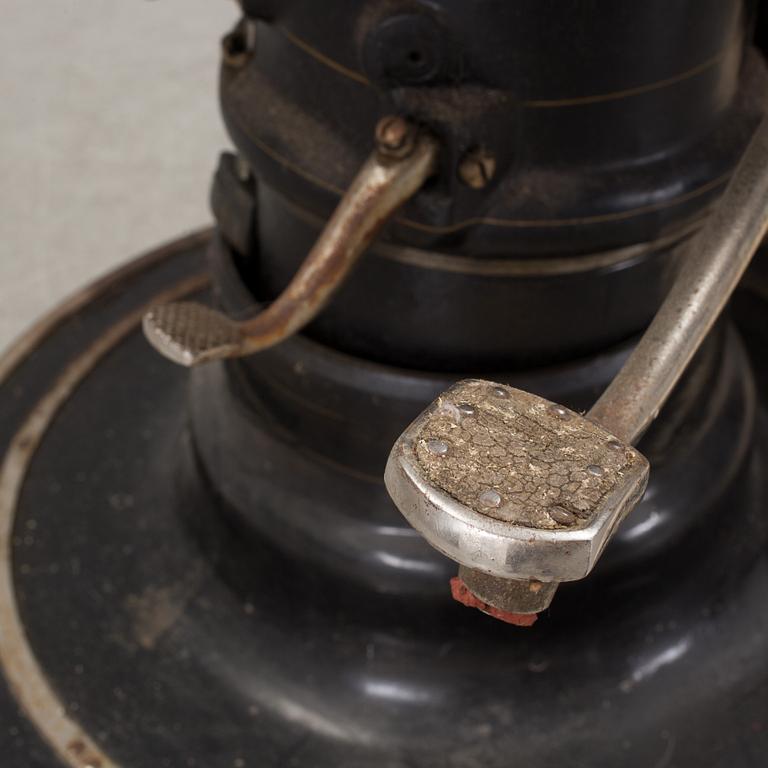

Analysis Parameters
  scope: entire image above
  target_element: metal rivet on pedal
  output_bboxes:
[457,403,476,416]
[491,386,509,399]
[437,402,462,423]
[426,439,450,456]
[587,464,605,477]
[607,439,623,451]
[548,506,576,525]
[478,489,502,508]
[550,405,570,420]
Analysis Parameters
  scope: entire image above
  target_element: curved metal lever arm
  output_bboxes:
[143,119,438,366]
[589,115,768,443]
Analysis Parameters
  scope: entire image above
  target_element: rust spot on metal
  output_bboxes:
[450,577,538,627]
[66,739,103,767]
[14,435,33,453]
[67,739,86,755]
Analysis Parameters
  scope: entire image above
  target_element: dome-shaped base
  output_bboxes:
[1,231,767,767]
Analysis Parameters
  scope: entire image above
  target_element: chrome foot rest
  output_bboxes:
[385,380,649,583]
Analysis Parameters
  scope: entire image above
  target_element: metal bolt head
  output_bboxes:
[548,506,576,526]
[222,27,251,68]
[478,489,502,509]
[458,148,496,189]
[375,116,417,159]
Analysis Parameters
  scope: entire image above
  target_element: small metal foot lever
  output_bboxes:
[143,117,438,366]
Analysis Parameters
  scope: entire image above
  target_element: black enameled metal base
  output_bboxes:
[1,232,767,768]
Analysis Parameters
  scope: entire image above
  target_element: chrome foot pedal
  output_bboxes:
[386,115,768,623]
[385,380,649,584]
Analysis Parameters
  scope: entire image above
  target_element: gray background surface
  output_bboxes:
[0,1,238,353]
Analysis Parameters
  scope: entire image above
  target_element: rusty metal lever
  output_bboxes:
[142,117,438,366]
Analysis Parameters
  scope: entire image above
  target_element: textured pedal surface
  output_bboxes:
[412,380,645,531]
[385,379,650,581]
[142,301,242,366]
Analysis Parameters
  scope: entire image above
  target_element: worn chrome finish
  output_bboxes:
[384,380,649,582]
[143,119,438,366]
[589,116,768,443]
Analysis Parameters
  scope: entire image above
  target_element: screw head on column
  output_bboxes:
[458,147,496,189]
